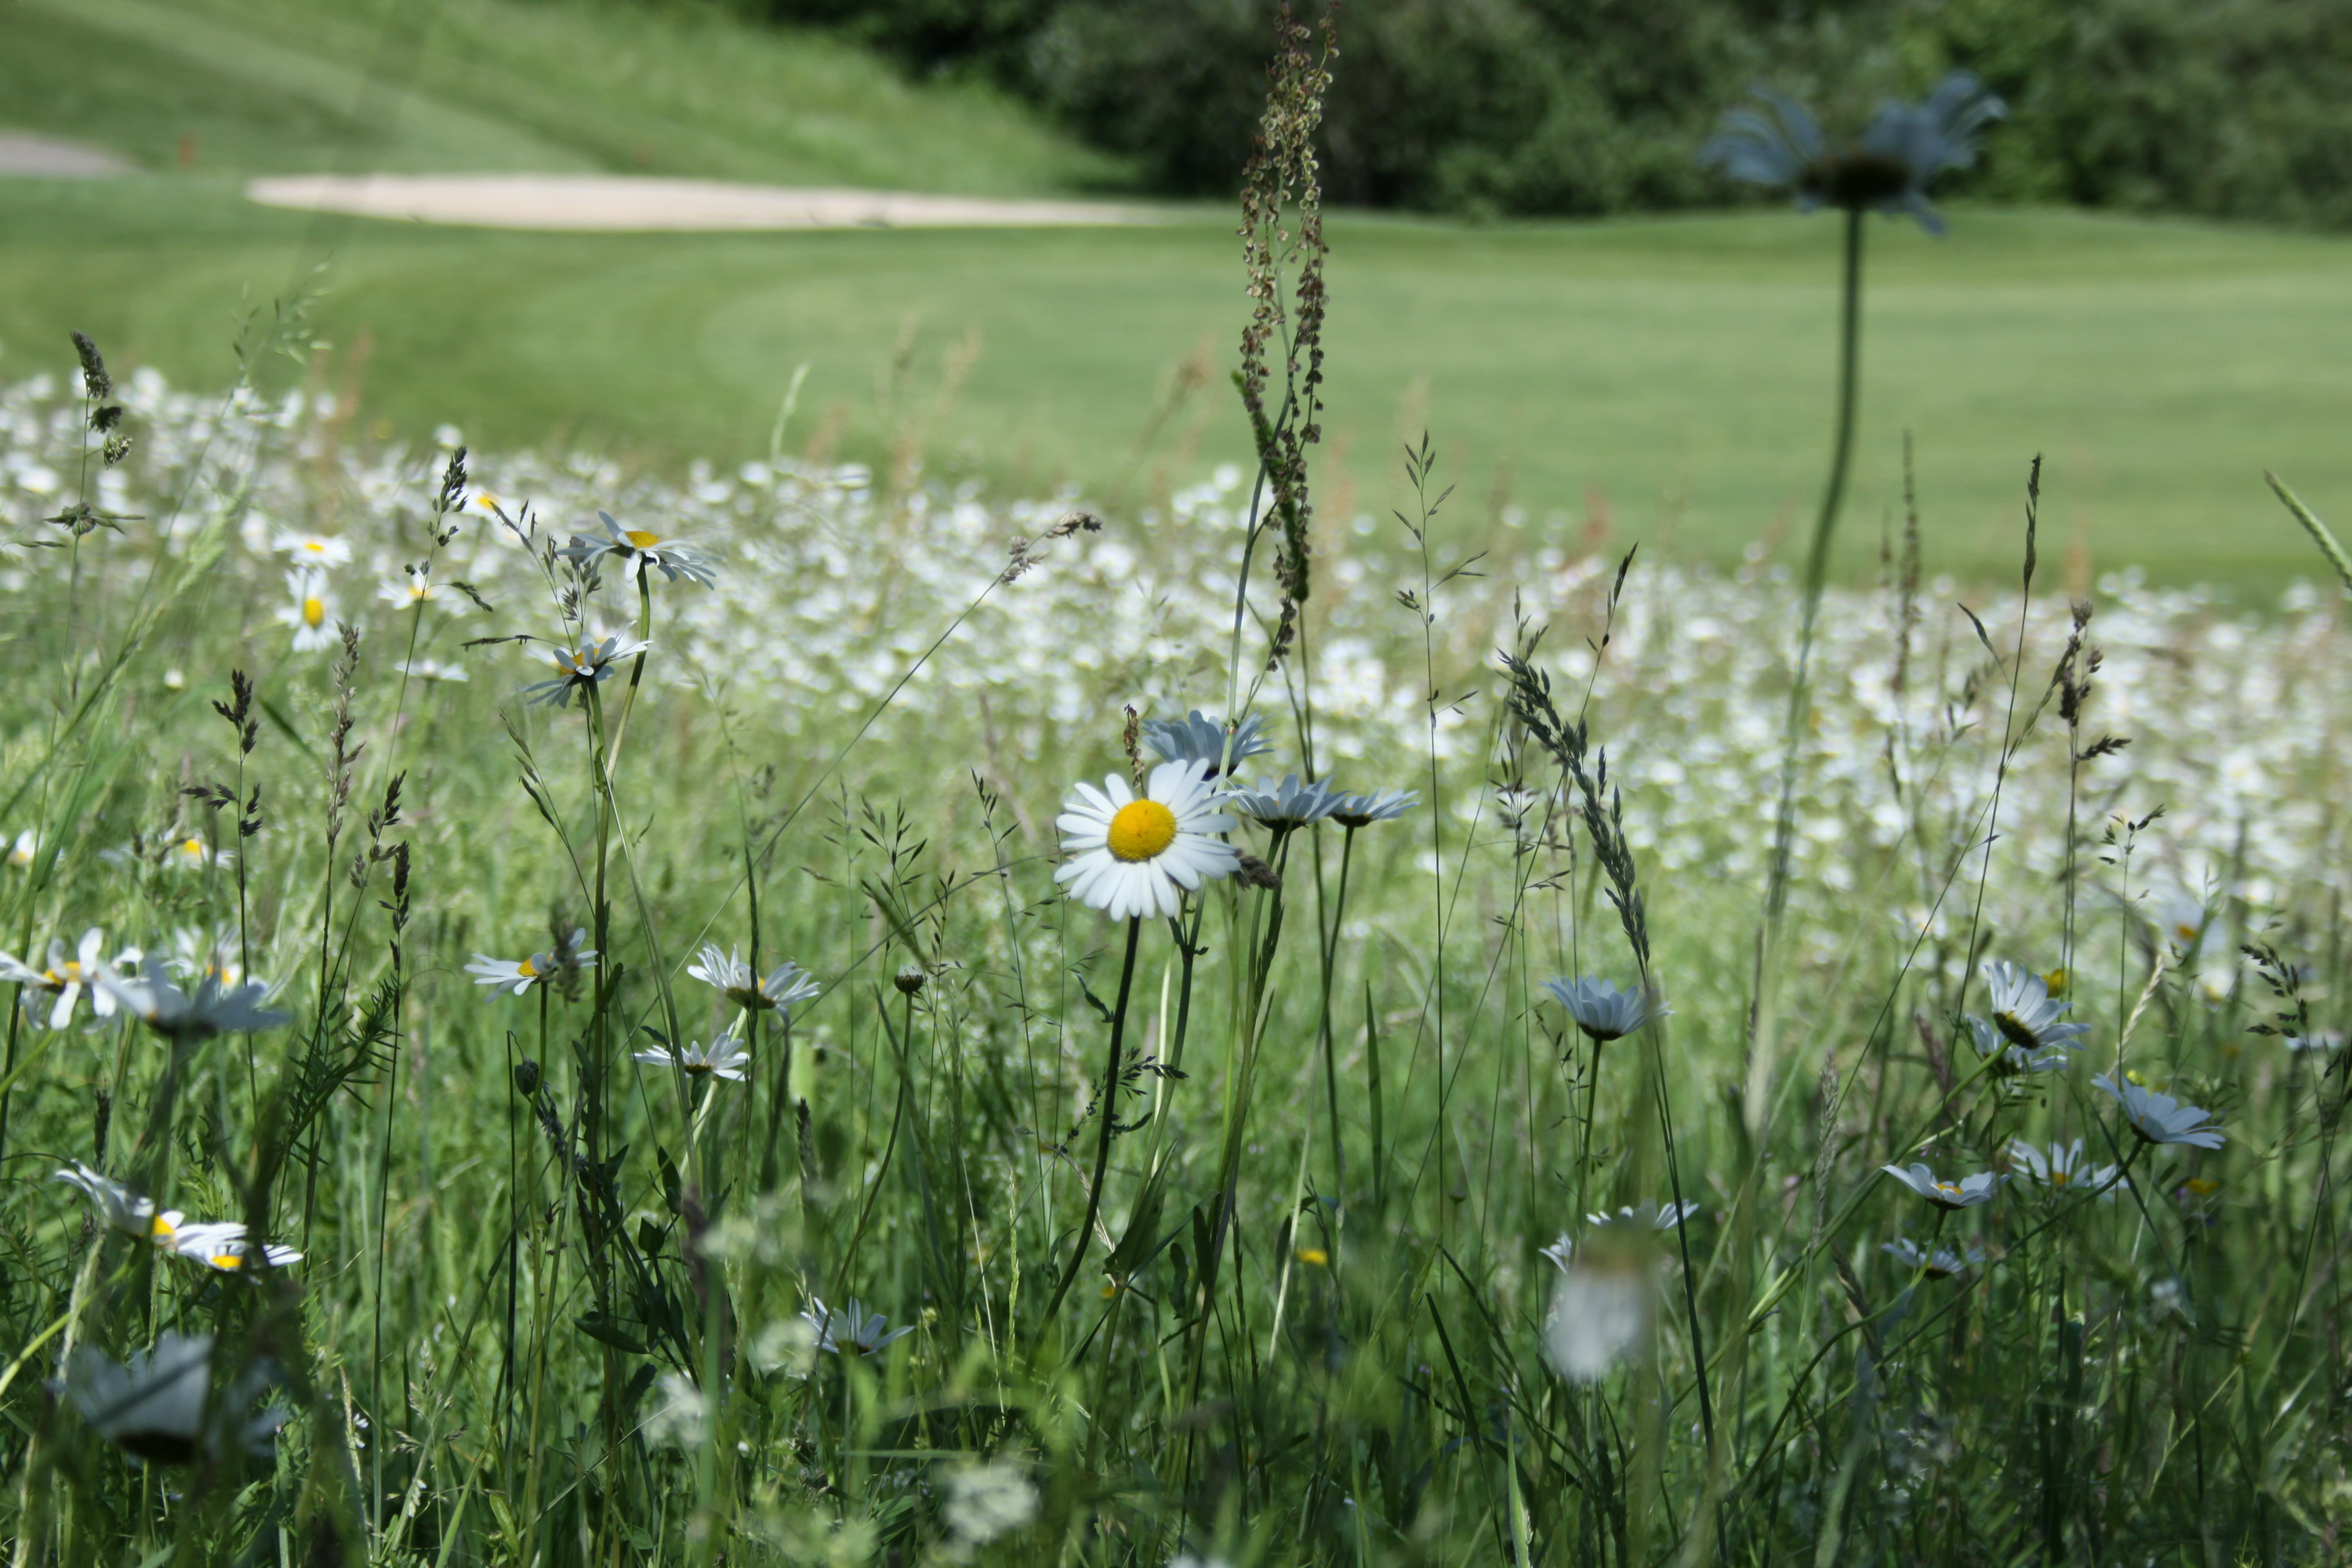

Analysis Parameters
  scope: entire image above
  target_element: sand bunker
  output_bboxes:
[0,132,133,177]
[243,174,1160,232]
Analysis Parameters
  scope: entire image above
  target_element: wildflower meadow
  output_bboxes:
[7,13,2352,1568]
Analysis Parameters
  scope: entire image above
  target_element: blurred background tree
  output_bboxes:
[736,0,2352,225]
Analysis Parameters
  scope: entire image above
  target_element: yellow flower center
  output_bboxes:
[2043,967,2067,997]
[302,596,325,628]
[1934,1183,1961,1200]
[625,530,661,549]
[210,1251,243,1270]
[518,956,539,978]
[150,1215,176,1240]
[1106,799,1178,862]
[1296,1247,1330,1267]
[181,839,204,858]
[300,540,326,556]
[2186,1178,2219,1196]
[2050,1170,2071,1187]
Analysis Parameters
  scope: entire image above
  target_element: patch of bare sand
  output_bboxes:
[244,174,1161,232]
[0,132,134,177]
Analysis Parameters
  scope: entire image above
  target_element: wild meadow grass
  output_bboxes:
[8,28,2352,1563]
[0,310,2347,1563]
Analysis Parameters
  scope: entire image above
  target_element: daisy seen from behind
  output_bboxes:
[1330,788,1417,829]
[1140,710,1268,776]
[1543,976,1669,1044]
[800,1296,913,1356]
[1228,774,1343,833]
[1882,1237,1984,1279]
[99,957,285,1043]
[633,1030,752,1082]
[1055,760,1240,920]
[2094,1073,2227,1149]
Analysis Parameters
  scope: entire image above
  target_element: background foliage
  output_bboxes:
[750,0,2352,224]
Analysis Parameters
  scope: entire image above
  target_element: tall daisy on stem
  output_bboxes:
[1701,74,2003,928]
[1699,75,2005,1278]
[1036,759,1239,1332]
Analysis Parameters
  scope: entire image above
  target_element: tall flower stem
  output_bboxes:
[1315,825,1356,1198]
[1751,206,1867,1119]
[1769,205,1865,924]
[1036,916,1143,1335]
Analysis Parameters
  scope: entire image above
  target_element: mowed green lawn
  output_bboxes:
[5,0,2352,584]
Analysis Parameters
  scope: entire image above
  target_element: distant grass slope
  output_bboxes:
[4,0,2349,585]
[0,0,1127,192]
[5,172,2350,587]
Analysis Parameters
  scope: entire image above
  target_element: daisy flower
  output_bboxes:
[1542,976,1668,1044]
[1965,1016,2071,1076]
[53,1163,180,1241]
[2093,1073,2227,1149]
[64,1333,289,1465]
[2007,1138,2120,1196]
[271,530,350,568]
[521,632,648,710]
[1881,1161,2000,1210]
[165,837,231,872]
[273,568,338,653]
[378,563,462,612]
[1140,710,1268,776]
[563,511,716,588]
[1882,1237,1984,1279]
[1973,961,2090,1060]
[99,956,287,1043]
[0,928,122,1029]
[1330,788,1418,829]
[466,953,544,996]
[1538,1232,1575,1274]
[169,928,243,988]
[1054,760,1240,920]
[800,1296,913,1356]
[1700,73,2005,234]
[397,657,468,684]
[2151,891,2209,953]
[9,829,38,868]
[1588,1200,1701,1230]
[169,1222,302,1272]
[64,1333,216,1465]
[1542,1245,1652,1382]
[1228,774,1343,831]
[686,944,818,1014]
[633,1030,751,1082]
